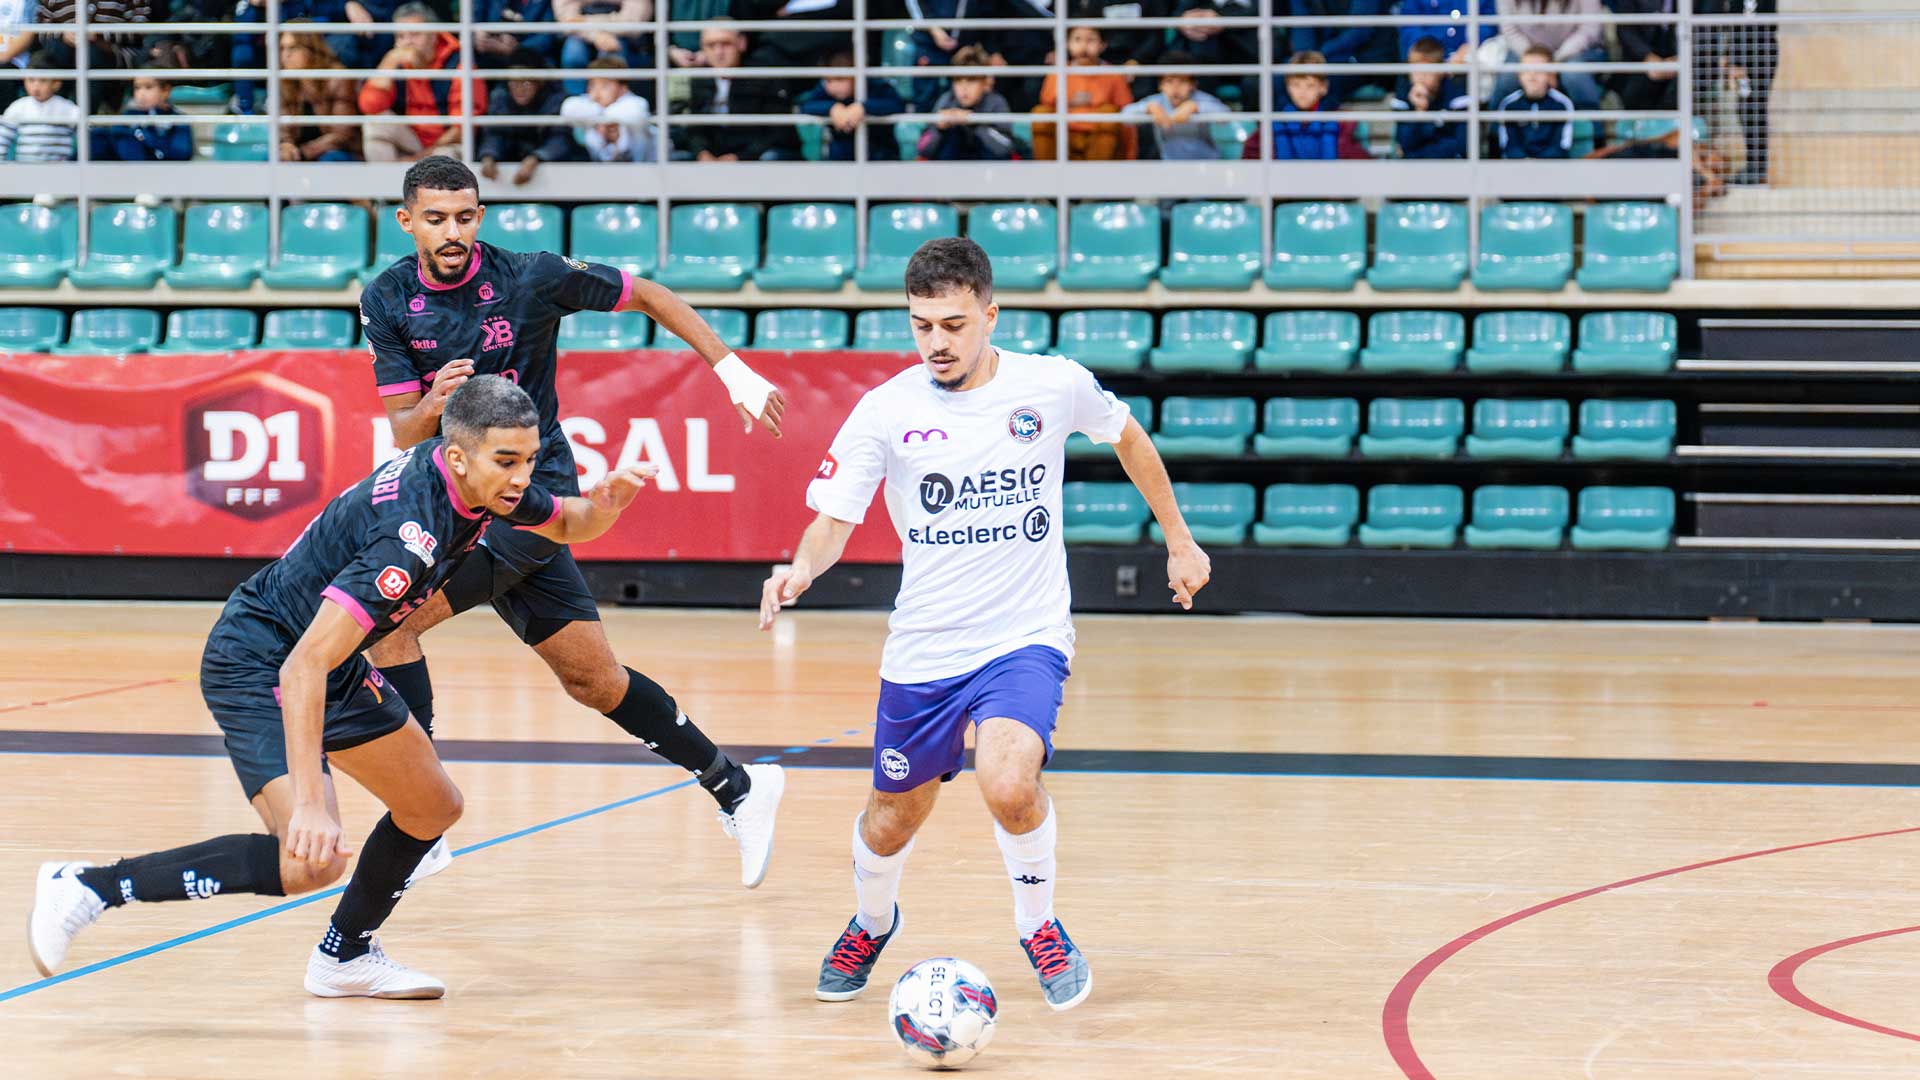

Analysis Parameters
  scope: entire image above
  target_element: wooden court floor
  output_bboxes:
[3,602,1920,1078]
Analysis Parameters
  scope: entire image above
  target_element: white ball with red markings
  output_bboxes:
[888,957,998,1069]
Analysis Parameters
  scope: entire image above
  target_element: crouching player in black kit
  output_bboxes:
[28,377,656,999]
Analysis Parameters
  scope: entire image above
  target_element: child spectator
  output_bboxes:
[277,25,363,162]
[358,2,486,163]
[1496,42,1574,159]
[479,49,577,182]
[1491,0,1604,109]
[104,62,191,161]
[1391,35,1469,159]
[554,0,651,95]
[1245,50,1368,160]
[1120,51,1229,161]
[562,54,655,162]
[914,44,1018,161]
[796,51,903,162]
[0,51,78,161]
[1030,24,1134,161]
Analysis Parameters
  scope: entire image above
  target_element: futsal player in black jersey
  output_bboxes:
[29,377,658,997]
[359,157,788,889]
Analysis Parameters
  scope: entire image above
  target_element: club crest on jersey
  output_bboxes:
[408,295,426,314]
[565,256,589,271]
[398,520,438,567]
[816,452,839,480]
[880,747,911,782]
[376,565,412,601]
[1007,407,1043,443]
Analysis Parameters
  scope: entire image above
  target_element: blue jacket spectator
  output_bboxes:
[1391,75,1470,159]
[1496,83,1574,158]
[474,0,560,68]
[1288,0,1397,65]
[797,66,905,162]
[106,68,192,161]
[1398,0,1497,62]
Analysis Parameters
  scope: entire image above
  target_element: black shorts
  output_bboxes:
[454,518,601,645]
[201,633,412,800]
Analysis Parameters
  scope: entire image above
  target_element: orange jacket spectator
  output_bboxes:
[357,30,485,153]
[1030,68,1136,161]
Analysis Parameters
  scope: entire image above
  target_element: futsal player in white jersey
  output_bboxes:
[758,237,1211,1011]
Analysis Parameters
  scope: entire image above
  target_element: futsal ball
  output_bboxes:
[888,957,998,1068]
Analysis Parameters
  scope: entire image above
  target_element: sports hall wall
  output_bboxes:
[3,6,1916,620]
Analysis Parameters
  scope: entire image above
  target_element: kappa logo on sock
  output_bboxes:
[880,747,911,782]
[181,869,221,900]
[1013,875,1048,885]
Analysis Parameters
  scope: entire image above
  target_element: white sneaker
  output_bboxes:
[304,937,445,1000]
[717,762,786,889]
[404,837,452,889]
[28,861,107,977]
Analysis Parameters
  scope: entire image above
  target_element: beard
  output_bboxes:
[424,244,471,284]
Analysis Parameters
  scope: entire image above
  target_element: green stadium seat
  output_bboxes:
[559,310,653,351]
[165,202,270,290]
[362,208,415,285]
[478,202,564,254]
[1359,484,1463,548]
[1252,484,1360,547]
[1572,311,1677,373]
[656,203,761,291]
[1211,118,1252,159]
[169,83,231,108]
[656,308,749,351]
[1577,202,1678,292]
[1055,309,1151,373]
[1263,201,1366,291]
[1570,118,1596,158]
[853,309,914,352]
[0,202,78,288]
[1254,310,1359,373]
[756,203,857,291]
[879,29,919,100]
[1067,396,1151,459]
[1465,398,1570,460]
[1366,201,1468,291]
[1465,485,1569,549]
[210,122,268,161]
[1150,482,1256,546]
[1162,201,1260,290]
[1359,310,1464,373]
[1359,398,1465,459]
[967,202,1057,290]
[856,203,959,291]
[1465,310,1570,374]
[262,203,370,290]
[1063,482,1151,544]
[258,308,357,349]
[1472,202,1574,291]
[0,307,64,352]
[1152,396,1255,459]
[155,308,259,354]
[1148,309,1256,373]
[1571,486,1675,550]
[997,308,1053,353]
[570,203,659,278]
[1254,397,1360,458]
[53,308,161,355]
[1572,399,1676,460]
[1060,202,1159,291]
[754,308,849,350]
[69,203,176,289]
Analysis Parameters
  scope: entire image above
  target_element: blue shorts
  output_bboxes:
[872,645,1070,792]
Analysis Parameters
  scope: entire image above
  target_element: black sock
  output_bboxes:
[379,658,435,739]
[604,668,750,811]
[77,834,284,907]
[320,814,438,962]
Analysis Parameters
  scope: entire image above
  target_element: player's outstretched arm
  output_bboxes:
[758,511,857,630]
[1110,416,1212,610]
[278,600,371,865]
[618,276,789,438]
[527,464,660,546]
[381,357,476,449]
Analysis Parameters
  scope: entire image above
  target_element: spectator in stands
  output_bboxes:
[1391,35,1469,159]
[475,0,562,71]
[1121,50,1228,161]
[146,0,231,73]
[1244,49,1368,160]
[1607,0,1679,113]
[0,50,78,161]
[33,0,150,110]
[333,0,398,73]
[102,61,190,160]
[1490,0,1604,110]
[671,22,799,161]
[1497,42,1574,158]
[1696,0,1776,185]
[1031,24,1134,161]
[1068,0,1172,77]
[1172,0,1255,105]
[732,0,849,82]
[960,0,1052,112]
[277,25,363,161]
[914,43,1019,161]
[479,48,576,181]
[797,51,903,161]
[357,1,486,163]
[900,0,962,112]
[1288,0,1398,102]
[0,0,36,107]
[561,54,654,161]
[555,0,651,94]
[1398,0,1497,64]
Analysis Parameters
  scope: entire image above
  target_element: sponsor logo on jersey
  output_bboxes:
[816,452,839,480]
[376,565,412,601]
[564,256,589,271]
[410,339,438,350]
[478,281,494,302]
[902,427,949,444]
[408,295,426,313]
[1022,505,1051,542]
[399,520,438,567]
[880,747,911,782]
[1008,407,1043,443]
[917,465,1047,516]
[919,472,955,514]
[184,374,333,520]
[906,523,1020,546]
[481,316,515,352]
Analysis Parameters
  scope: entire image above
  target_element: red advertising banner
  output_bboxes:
[0,349,913,563]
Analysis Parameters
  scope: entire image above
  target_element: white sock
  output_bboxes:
[852,815,911,938]
[995,800,1057,940]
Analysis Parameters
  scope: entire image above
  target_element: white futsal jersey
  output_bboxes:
[806,349,1132,684]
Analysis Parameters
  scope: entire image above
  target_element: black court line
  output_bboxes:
[6,728,1920,786]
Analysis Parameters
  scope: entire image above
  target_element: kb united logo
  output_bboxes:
[919,472,955,514]
[1008,407,1043,443]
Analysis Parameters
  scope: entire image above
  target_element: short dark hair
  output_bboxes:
[139,60,175,85]
[1160,50,1197,69]
[25,49,60,73]
[442,375,538,447]
[905,236,993,302]
[403,155,478,206]
[1522,41,1553,62]
[1409,35,1446,61]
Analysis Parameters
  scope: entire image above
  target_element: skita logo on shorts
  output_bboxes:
[880,747,911,782]
[919,472,955,514]
[1008,407,1043,443]
[184,374,333,520]
[376,565,413,601]
[1023,505,1051,542]
[399,520,438,567]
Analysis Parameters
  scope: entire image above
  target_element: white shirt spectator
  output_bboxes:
[0,91,78,161]
[561,89,655,162]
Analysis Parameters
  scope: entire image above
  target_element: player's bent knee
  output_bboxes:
[559,668,625,713]
[280,853,349,895]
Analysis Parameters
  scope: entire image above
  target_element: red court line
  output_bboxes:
[0,678,180,716]
[1382,825,1920,1079]
[1768,925,1920,1043]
